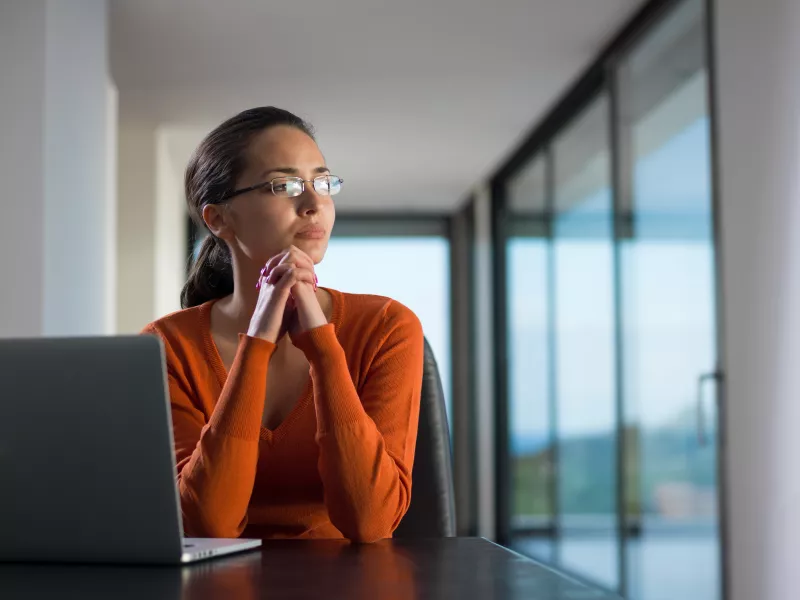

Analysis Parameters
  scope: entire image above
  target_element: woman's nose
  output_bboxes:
[298,187,326,214]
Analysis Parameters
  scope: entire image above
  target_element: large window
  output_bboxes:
[498,0,720,597]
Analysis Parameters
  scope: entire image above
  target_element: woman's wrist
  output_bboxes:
[293,284,328,334]
[246,319,279,343]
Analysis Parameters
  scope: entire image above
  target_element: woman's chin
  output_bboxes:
[293,238,328,262]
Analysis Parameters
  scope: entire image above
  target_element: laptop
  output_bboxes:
[0,335,261,564]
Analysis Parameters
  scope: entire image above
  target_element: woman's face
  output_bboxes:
[207,125,336,266]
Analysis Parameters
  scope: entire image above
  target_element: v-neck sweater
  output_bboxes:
[141,288,424,543]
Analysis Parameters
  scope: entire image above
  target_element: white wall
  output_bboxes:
[116,123,188,333]
[713,0,800,598]
[155,130,187,320]
[0,1,47,337]
[42,0,112,336]
[116,118,157,333]
[0,0,113,338]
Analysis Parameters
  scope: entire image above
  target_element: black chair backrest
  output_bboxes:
[393,337,456,538]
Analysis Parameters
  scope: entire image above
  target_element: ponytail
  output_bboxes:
[180,235,234,309]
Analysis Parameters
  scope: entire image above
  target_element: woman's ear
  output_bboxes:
[202,204,232,241]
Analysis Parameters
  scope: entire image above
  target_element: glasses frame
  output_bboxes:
[219,174,344,202]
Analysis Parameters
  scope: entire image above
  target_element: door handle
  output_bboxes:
[697,371,722,446]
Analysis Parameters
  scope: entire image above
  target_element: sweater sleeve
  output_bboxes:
[291,302,424,543]
[143,326,275,539]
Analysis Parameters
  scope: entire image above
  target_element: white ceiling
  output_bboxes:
[110,0,647,212]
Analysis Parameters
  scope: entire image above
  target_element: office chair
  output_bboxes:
[393,337,457,538]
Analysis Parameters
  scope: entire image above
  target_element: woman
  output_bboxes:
[142,107,424,543]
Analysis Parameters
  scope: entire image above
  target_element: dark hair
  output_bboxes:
[180,107,315,309]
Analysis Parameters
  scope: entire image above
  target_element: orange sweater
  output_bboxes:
[141,288,423,543]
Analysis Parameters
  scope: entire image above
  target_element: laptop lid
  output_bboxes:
[0,335,184,564]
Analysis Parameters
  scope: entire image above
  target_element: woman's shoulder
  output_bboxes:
[331,289,423,340]
[140,302,211,355]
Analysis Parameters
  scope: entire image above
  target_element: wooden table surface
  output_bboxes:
[0,537,620,599]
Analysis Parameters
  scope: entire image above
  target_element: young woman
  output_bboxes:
[142,107,424,543]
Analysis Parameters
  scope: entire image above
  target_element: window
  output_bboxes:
[495,1,720,596]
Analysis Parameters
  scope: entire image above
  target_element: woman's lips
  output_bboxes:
[295,227,326,240]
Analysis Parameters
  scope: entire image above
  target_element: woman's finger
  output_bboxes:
[272,266,315,290]
[263,245,314,275]
[265,263,293,285]
[280,246,313,270]
[288,245,315,270]
[266,263,313,286]
[262,250,291,279]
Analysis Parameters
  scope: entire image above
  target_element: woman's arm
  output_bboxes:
[292,301,424,543]
[144,325,275,538]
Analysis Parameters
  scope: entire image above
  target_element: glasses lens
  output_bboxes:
[314,175,342,196]
[272,177,304,197]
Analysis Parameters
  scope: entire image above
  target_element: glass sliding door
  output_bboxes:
[495,1,722,596]
[616,0,721,598]
[552,94,620,590]
[505,156,554,561]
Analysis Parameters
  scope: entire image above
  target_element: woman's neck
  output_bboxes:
[223,254,262,331]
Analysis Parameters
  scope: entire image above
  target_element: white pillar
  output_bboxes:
[0,0,114,337]
[116,118,158,334]
[0,2,48,337]
[116,123,187,333]
[713,0,800,599]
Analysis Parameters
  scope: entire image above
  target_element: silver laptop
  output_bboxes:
[0,335,261,564]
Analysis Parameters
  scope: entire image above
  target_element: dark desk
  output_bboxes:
[0,537,619,599]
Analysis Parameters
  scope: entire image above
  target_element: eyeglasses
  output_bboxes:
[220,175,343,202]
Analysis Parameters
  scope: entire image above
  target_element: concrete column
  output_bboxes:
[473,183,496,540]
[713,0,800,598]
[0,0,114,337]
